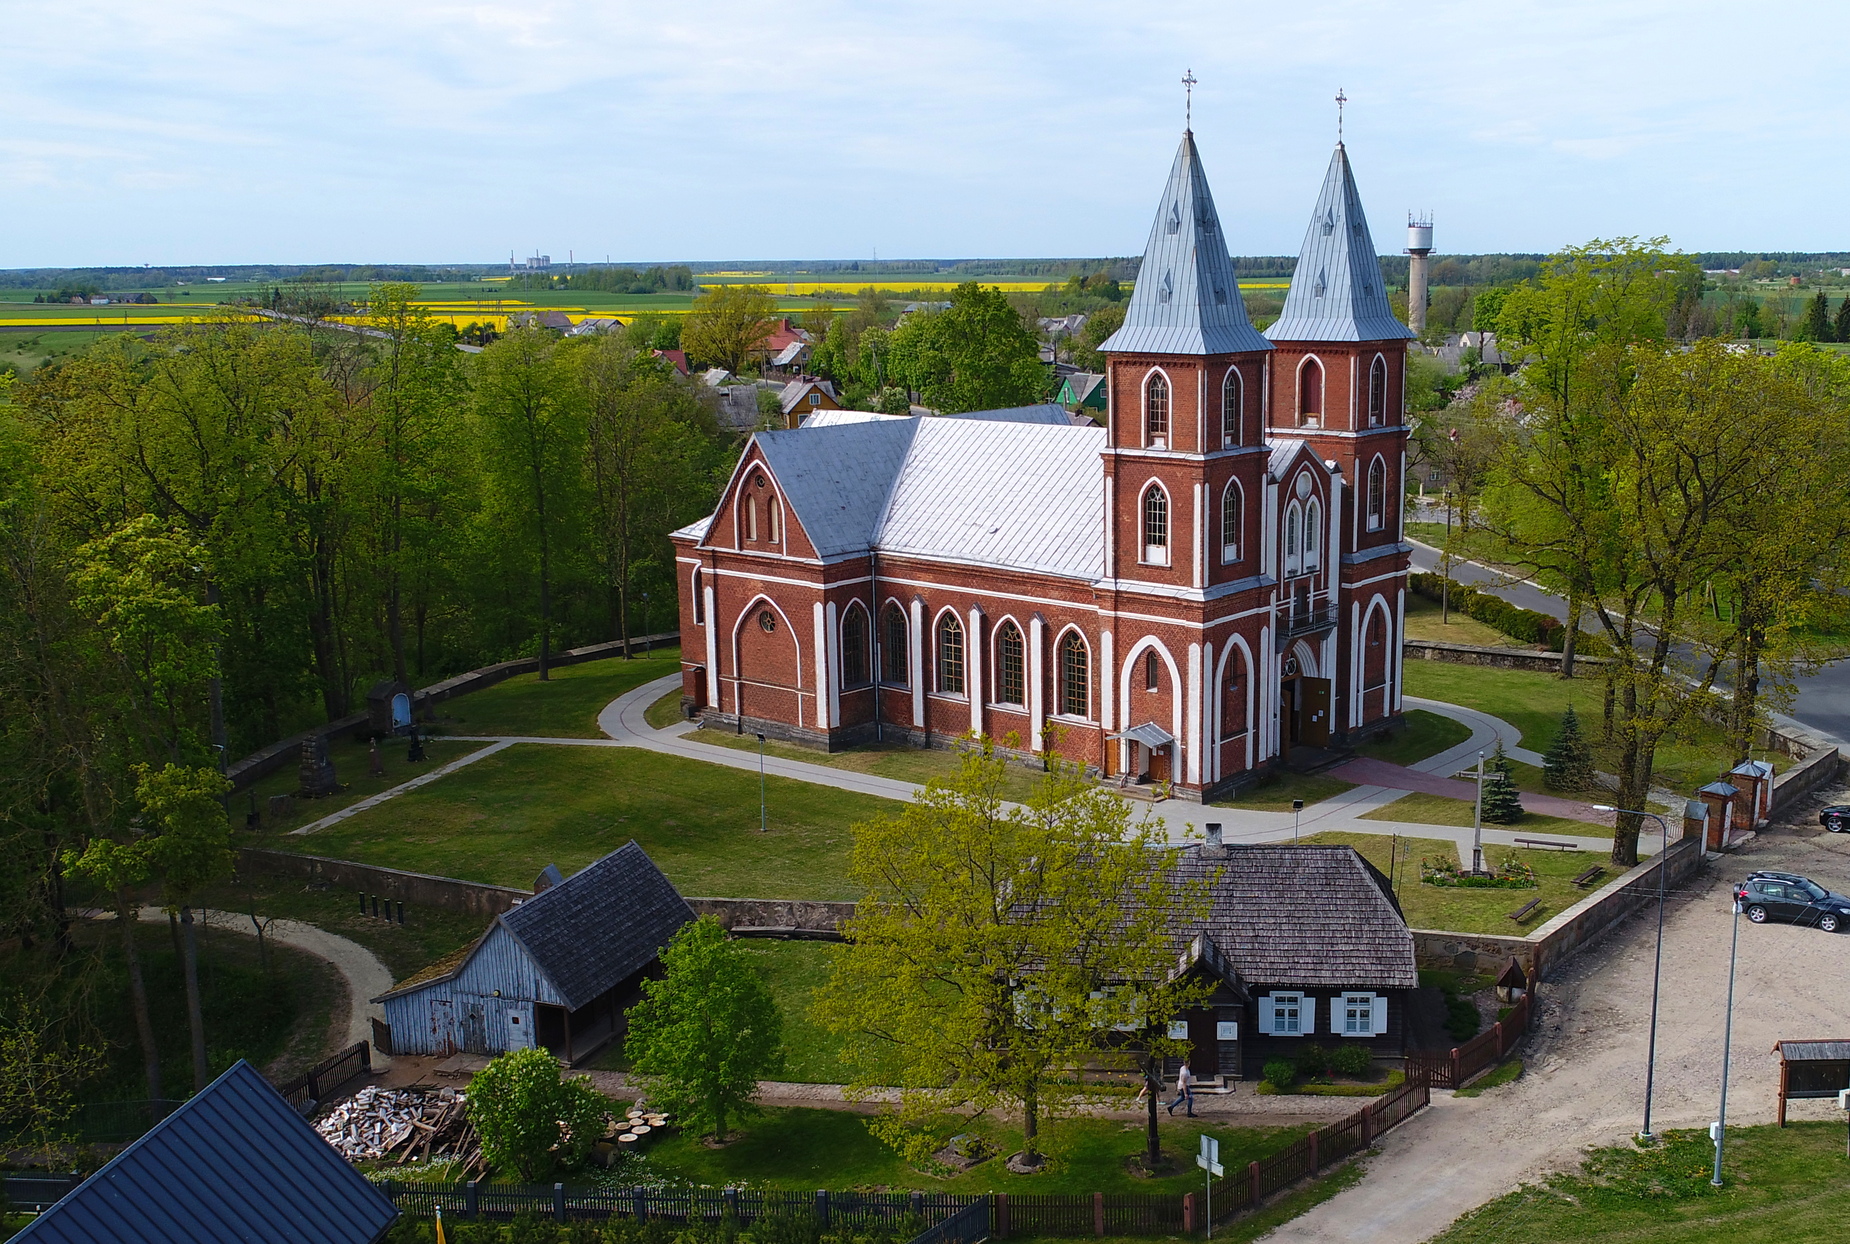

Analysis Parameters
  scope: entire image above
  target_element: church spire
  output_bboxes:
[1098,130,1271,357]
[1266,142,1413,343]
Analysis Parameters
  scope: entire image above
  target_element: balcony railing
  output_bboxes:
[1279,596,1335,643]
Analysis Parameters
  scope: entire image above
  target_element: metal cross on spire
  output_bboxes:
[1335,87,1347,143]
[1183,68,1197,131]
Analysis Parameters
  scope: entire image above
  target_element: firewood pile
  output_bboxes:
[315,1086,483,1174]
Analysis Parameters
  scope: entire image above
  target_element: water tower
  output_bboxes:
[1406,214,1434,334]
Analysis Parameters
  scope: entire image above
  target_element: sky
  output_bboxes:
[4,0,1846,268]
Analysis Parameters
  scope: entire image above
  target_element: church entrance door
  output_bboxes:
[1149,745,1172,785]
[1298,679,1333,747]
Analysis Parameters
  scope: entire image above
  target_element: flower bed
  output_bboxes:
[1420,855,1537,889]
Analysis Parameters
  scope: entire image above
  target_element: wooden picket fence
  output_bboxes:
[1406,970,1536,1090]
[274,1040,371,1114]
[380,1071,1431,1237]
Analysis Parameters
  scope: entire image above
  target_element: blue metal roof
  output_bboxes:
[1267,143,1414,344]
[13,1061,397,1244]
[1098,131,1272,358]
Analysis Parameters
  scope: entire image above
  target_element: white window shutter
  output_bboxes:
[1372,994,1388,1037]
[1302,997,1317,1035]
[1258,995,1275,1035]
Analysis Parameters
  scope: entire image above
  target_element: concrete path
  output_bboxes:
[137,906,394,1065]
[291,740,513,835]
[1327,756,1611,825]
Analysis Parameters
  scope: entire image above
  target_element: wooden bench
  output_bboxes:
[1571,865,1607,888]
[1514,837,1580,851]
[1506,898,1543,923]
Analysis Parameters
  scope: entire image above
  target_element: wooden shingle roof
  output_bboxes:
[1174,844,1416,989]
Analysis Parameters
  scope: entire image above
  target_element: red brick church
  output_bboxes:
[672,128,1412,801]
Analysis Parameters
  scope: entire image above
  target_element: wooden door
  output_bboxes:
[1149,745,1172,784]
[1301,678,1332,747]
[1184,1009,1219,1076]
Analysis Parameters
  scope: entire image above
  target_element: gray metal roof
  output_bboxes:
[937,402,1073,425]
[1098,131,1273,358]
[752,420,923,558]
[1266,144,1415,344]
[12,1061,397,1244]
[1777,1041,1850,1062]
[499,841,695,1010]
[1175,844,1416,988]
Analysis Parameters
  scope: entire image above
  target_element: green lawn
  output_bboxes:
[265,742,890,899]
[1353,708,1472,767]
[644,687,686,729]
[1213,770,1357,813]
[742,940,851,1083]
[1401,661,1741,796]
[1300,831,1604,933]
[621,1104,1312,1194]
[1402,589,1522,649]
[686,728,1045,803]
[438,650,680,738]
[1432,1124,1850,1243]
[1359,789,1602,840]
[244,735,489,833]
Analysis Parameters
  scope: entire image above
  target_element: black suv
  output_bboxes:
[1820,806,1850,833]
[1736,871,1850,932]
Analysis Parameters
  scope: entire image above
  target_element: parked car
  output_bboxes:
[1819,806,1850,833]
[1735,871,1850,932]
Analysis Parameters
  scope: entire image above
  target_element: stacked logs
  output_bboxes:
[315,1086,483,1175]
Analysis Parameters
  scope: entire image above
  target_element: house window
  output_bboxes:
[882,604,908,684]
[996,622,1025,705]
[842,606,869,687]
[1368,356,1388,427]
[1221,369,1242,446]
[1272,993,1304,1035]
[1059,632,1089,717]
[1145,373,1170,446]
[809,392,821,406]
[1303,498,1321,570]
[1298,358,1323,426]
[936,613,965,695]
[1220,480,1242,563]
[1142,485,1169,563]
[1367,458,1387,531]
[691,567,704,624]
[1145,650,1160,693]
[1343,993,1374,1036]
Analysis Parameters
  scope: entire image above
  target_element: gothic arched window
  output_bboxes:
[1220,480,1242,562]
[1367,457,1388,531]
[1284,502,1302,575]
[841,605,869,687]
[1142,485,1169,563]
[1220,646,1248,740]
[1298,357,1324,425]
[1304,498,1322,570]
[1145,373,1170,446]
[1368,355,1388,427]
[1059,632,1089,718]
[936,613,965,695]
[996,622,1025,705]
[882,604,908,684]
[1221,368,1243,446]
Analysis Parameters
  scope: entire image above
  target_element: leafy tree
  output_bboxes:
[624,916,782,1142]
[465,1048,609,1180]
[1480,741,1524,824]
[680,284,778,373]
[1063,304,1124,373]
[887,283,1047,413]
[1542,706,1596,791]
[0,999,105,1161]
[1802,290,1834,343]
[815,743,1209,1169]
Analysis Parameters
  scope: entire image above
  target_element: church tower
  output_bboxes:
[1097,130,1274,600]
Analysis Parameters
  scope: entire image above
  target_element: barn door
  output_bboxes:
[432,999,457,1056]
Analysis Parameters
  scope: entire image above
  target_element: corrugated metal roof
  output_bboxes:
[499,841,695,1011]
[876,419,1106,578]
[1175,844,1416,988]
[753,420,922,558]
[1098,131,1273,358]
[938,402,1074,425]
[800,409,906,428]
[1266,143,1415,344]
[12,1061,397,1244]
[1777,1041,1850,1061]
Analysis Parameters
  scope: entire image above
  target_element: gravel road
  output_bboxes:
[1266,784,1850,1243]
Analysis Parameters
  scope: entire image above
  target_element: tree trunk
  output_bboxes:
[119,891,164,1108]
[1022,1083,1040,1164]
[180,906,210,1090]
[1560,596,1579,680]
[1144,1052,1163,1168]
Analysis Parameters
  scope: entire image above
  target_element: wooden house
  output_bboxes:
[1056,371,1107,415]
[375,842,693,1065]
[1163,840,1416,1084]
[779,378,841,427]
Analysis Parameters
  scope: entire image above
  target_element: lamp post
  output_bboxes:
[1292,798,1304,844]
[756,733,768,833]
[1471,750,1486,874]
[1713,895,1743,1186]
[1595,804,1671,1143]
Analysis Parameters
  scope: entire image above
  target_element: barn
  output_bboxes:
[375,842,693,1065]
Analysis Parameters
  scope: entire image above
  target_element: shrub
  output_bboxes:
[1294,1043,1330,1078]
[465,1048,610,1181]
[1262,1058,1298,1088]
[1329,1043,1373,1077]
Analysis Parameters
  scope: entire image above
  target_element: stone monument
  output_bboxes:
[299,734,339,798]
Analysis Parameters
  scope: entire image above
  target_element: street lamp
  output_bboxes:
[1595,804,1671,1143]
[1713,895,1743,1186]
[1471,750,1486,874]
[756,733,768,833]
[1292,798,1304,844]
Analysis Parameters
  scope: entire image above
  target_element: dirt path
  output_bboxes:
[1264,793,1850,1243]
[136,906,394,1063]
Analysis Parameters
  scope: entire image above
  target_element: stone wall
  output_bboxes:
[1412,837,1708,979]
[1402,638,1608,675]
[686,897,854,939]
[226,632,677,791]
[239,849,529,920]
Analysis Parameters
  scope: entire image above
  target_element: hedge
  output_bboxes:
[1408,573,1608,656]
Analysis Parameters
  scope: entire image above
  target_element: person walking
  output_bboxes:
[1166,1062,1196,1117]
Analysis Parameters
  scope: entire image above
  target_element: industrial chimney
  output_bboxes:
[1406,214,1434,334]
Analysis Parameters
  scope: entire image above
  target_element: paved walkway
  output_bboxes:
[1327,756,1612,825]
[136,907,395,1066]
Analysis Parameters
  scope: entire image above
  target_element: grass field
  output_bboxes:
[265,742,890,899]
[1352,708,1472,767]
[1359,789,1601,841]
[1402,590,1522,648]
[685,728,1046,803]
[438,650,680,738]
[620,1104,1310,1194]
[1300,830,1605,932]
[1213,770,1358,812]
[1431,1123,1850,1244]
[1401,661,1741,797]
[244,735,489,833]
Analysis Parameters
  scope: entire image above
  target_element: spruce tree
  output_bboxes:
[1835,296,1850,346]
[1542,705,1596,791]
[1482,769,1525,824]
[1803,290,1833,342]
